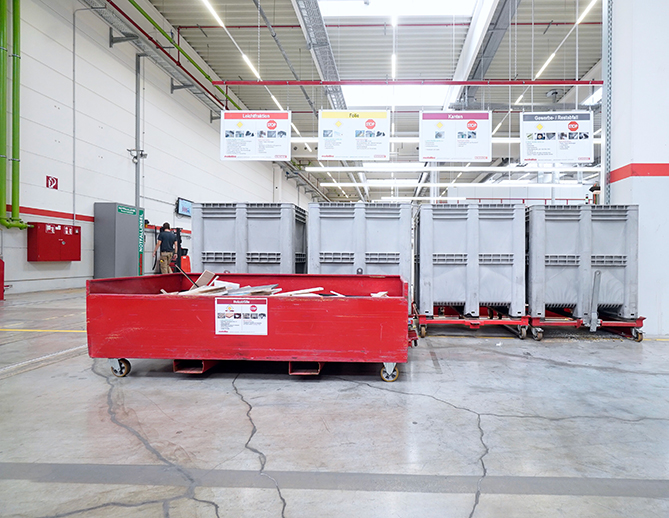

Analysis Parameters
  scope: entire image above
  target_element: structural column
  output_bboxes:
[609,0,669,334]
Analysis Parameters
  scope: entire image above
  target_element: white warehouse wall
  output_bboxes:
[2,0,305,293]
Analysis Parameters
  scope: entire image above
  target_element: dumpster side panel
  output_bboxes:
[87,295,408,363]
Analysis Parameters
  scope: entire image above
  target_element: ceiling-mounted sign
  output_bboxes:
[419,111,492,162]
[318,110,390,161]
[520,111,594,163]
[220,111,291,161]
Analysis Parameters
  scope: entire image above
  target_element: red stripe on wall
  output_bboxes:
[6,205,94,222]
[610,163,669,183]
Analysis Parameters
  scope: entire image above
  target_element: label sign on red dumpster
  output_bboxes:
[215,298,268,335]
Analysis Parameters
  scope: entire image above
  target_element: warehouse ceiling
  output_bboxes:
[142,0,603,201]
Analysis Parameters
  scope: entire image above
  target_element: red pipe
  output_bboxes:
[213,79,603,86]
[176,22,600,30]
[105,0,227,110]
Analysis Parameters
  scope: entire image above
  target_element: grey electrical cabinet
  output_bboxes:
[94,202,144,279]
[527,205,639,323]
[416,204,526,317]
[191,203,307,274]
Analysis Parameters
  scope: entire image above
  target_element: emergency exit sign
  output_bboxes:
[46,176,58,190]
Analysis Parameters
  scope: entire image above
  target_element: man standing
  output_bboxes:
[153,223,177,274]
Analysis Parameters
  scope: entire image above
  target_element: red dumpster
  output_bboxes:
[87,273,411,382]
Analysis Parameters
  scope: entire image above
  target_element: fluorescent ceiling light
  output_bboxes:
[243,54,261,80]
[593,128,602,135]
[305,143,313,152]
[492,121,503,135]
[535,52,556,79]
[270,94,283,111]
[514,94,524,104]
[577,0,599,24]
[583,87,602,106]
[342,85,449,108]
[291,122,301,136]
[318,0,477,18]
[200,0,225,27]
[391,14,398,27]
[319,161,325,167]
[391,54,397,80]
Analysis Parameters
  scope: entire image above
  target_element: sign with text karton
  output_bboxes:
[520,111,594,163]
[221,111,291,161]
[318,110,390,161]
[419,111,492,162]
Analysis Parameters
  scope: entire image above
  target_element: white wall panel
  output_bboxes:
[2,0,304,293]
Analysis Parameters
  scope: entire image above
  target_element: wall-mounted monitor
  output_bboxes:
[176,198,193,217]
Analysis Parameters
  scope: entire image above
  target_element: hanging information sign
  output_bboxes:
[221,111,291,161]
[318,110,390,161]
[520,111,594,163]
[419,111,492,162]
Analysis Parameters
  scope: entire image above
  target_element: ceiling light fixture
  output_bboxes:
[200,0,226,27]
[270,94,283,111]
[391,53,397,79]
[492,121,503,135]
[305,143,313,152]
[243,54,261,80]
[593,128,602,135]
[291,122,301,136]
[515,94,524,104]
[577,0,599,24]
[535,53,556,80]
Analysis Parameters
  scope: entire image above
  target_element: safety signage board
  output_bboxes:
[215,298,268,335]
[419,111,492,162]
[520,111,594,163]
[221,111,291,161]
[318,110,390,161]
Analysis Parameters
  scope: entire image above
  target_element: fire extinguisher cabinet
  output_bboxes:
[27,222,81,262]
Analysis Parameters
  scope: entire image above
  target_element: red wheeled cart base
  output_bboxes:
[528,314,646,342]
[416,306,530,339]
[88,273,413,382]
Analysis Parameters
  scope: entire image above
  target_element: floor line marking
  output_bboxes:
[0,328,86,333]
[0,344,88,379]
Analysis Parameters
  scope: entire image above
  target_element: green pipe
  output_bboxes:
[10,0,23,226]
[0,0,7,226]
[126,0,241,110]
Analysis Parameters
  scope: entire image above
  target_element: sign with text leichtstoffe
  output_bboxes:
[221,111,291,161]
[419,111,492,162]
[318,110,390,161]
[520,111,594,163]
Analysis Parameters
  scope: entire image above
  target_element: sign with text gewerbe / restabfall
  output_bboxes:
[221,111,291,161]
[520,111,594,163]
[419,111,492,162]
[318,110,390,161]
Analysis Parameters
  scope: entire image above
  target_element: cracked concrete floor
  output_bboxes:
[1,289,669,517]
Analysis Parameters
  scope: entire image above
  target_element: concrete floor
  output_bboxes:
[1,289,668,517]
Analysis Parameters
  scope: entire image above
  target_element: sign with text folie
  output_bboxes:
[419,111,492,162]
[520,111,594,163]
[221,111,291,161]
[318,110,390,161]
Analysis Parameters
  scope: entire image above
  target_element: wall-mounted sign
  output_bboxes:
[221,111,291,161]
[419,111,492,162]
[318,110,390,161]
[46,176,58,190]
[520,111,594,163]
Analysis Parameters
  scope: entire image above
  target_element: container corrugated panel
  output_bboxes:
[417,204,525,317]
[307,202,412,281]
[191,203,307,274]
[526,205,638,321]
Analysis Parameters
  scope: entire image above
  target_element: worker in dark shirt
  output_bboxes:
[153,222,177,274]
